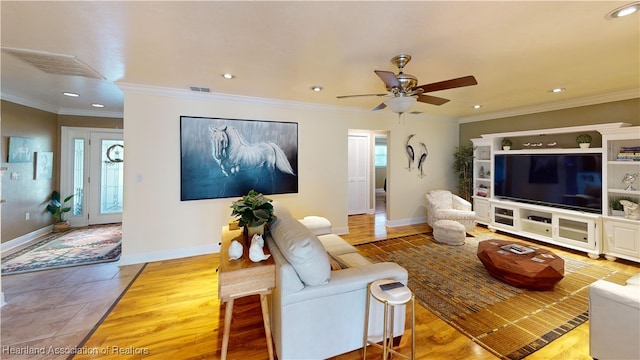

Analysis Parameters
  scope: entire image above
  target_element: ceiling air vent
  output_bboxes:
[2,47,105,79]
[190,86,210,92]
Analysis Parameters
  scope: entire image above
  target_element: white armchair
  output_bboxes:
[589,274,640,360]
[425,190,476,232]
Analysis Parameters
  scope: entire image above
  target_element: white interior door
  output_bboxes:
[348,134,369,215]
[88,132,124,225]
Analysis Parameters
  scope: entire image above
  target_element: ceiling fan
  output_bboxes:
[337,54,478,113]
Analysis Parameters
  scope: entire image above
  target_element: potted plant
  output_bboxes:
[453,145,474,202]
[610,197,637,217]
[230,190,277,239]
[46,190,74,232]
[501,138,512,150]
[576,134,592,148]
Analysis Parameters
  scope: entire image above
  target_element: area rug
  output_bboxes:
[360,233,632,360]
[1,224,122,275]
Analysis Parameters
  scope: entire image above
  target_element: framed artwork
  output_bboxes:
[180,116,298,200]
[8,136,34,163]
[36,151,53,179]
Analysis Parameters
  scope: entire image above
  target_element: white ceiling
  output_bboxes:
[1,1,639,121]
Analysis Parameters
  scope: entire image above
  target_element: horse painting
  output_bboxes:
[210,125,295,181]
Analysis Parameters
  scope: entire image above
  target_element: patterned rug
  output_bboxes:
[1,224,122,275]
[359,233,632,360]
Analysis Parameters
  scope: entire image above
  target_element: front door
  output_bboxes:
[61,127,124,226]
[88,132,124,225]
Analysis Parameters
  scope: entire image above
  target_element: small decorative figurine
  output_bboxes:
[249,234,271,262]
[620,200,640,220]
[228,240,243,260]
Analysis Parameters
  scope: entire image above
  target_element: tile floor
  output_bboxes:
[1,261,144,359]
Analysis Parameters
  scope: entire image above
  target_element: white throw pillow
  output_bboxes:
[270,215,331,286]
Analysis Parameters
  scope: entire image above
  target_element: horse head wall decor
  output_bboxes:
[209,125,296,177]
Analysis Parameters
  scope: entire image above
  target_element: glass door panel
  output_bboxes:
[89,132,124,225]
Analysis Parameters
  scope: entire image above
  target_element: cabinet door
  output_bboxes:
[474,198,491,224]
[553,215,596,250]
[491,204,518,230]
[604,219,640,258]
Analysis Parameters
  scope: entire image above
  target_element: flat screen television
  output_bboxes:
[494,153,602,214]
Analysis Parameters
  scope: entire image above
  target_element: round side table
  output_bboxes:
[363,279,415,360]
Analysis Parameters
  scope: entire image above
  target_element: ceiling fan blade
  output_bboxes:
[416,75,478,93]
[372,102,387,111]
[374,70,400,89]
[336,93,389,99]
[417,94,450,106]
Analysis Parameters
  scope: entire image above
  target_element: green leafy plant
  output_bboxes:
[453,145,474,202]
[501,138,513,147]
[230,190,276,228]
[610,196,638,211]
[576,134,592,144]
[46,191,74,222]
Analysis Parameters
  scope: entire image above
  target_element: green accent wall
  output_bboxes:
[459,98,640,147]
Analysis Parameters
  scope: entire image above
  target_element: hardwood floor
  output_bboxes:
[70,195,640,360]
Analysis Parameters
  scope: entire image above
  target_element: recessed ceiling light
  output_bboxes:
[606,2,640,19]
[310,86,324,92]
[550,87,566,93]
[473,104,482,109]
[222,73,235,79]
[91,103,105,108]
[63,92,79,97]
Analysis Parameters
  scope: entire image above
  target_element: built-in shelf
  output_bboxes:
[472,123,639,262]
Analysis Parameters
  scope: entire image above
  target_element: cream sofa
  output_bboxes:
[589,273,640,360]
[265,205,408,359]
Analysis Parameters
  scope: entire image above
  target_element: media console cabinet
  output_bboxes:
[471,123,640,263]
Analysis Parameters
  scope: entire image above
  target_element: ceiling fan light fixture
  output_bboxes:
[384,96,417,113]
[606,2,640,19]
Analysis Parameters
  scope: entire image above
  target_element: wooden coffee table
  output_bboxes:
[477,240,564,290]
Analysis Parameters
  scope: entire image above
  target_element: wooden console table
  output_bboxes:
[218,226,275,360]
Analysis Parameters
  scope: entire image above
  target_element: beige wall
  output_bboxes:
[120,89,459,264]
[459,98,640,146]
[1,101,58,241]
[1,100,124,243]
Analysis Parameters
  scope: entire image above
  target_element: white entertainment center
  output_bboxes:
[471,123,640,262]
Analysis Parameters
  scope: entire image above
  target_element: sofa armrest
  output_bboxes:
[589,280,640,360]
[589,280,640,310]
[452,194,472,211]
[282,262,408,306]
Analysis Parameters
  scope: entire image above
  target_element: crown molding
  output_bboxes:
[1,92,123,118]
[1,93,59,114]
[116,82,455,122]
[458,89,640,124]
[116,82,371,114]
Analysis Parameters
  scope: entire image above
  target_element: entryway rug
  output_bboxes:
[1,224,122,275]
[359,233,632,360]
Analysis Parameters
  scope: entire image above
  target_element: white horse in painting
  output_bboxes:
[210,125,295,177]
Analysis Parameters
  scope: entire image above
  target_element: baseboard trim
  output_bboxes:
[119,244,217,266]
[332,226,349,235]
[1,225,53,255]
[385,216,427,228]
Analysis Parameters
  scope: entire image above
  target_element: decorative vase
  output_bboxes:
[579,143,590,149]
